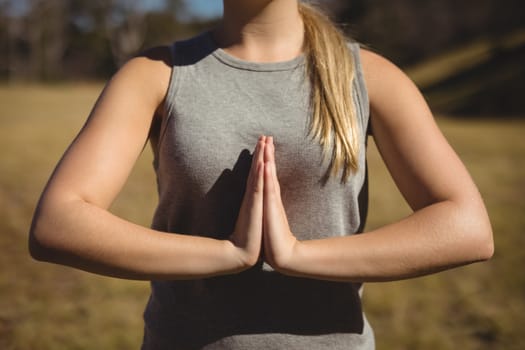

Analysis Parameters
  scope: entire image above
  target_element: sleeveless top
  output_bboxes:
[143,31,374,349]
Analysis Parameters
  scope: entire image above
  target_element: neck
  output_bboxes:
[213,0,304,62]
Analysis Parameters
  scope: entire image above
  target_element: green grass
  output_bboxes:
[1,84,524,349]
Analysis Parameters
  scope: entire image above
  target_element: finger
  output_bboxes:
[248,136,266,190]
[266,137,281,196]
[249,136,263,175]
[256,135,266,167]
[254,154,264,194]
[254,136,266,191]
[264,136,274,163]
[265,160,291,231]
[264,137,276,195]
[263,162,278,233]
[264,157,276,196]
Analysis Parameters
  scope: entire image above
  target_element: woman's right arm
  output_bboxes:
[29,48,264,280]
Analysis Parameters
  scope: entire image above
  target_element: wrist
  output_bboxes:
[265,234,301,274]
[224,237,260,272]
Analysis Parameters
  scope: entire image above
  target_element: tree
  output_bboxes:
[106,0,147,66]
[330,0,525,65]
[26,0,68,80]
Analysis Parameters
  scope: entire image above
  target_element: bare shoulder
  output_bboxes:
[131,45,173,76]
[357,47,433,130]
[358,48,399,78]
[358,48,421,108]
[109,46,173,107]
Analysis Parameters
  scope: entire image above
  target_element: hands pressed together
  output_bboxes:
[229,136,299,272]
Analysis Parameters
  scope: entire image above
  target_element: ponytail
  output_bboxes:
[299,2,360,183]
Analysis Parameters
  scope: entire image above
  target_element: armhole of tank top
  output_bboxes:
[349,42,371,140]
[156,42,181,156]
[349,42,371,234]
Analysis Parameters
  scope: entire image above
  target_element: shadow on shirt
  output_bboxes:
[148,269,365,348]
[147,145,366,347]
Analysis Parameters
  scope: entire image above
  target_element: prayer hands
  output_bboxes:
[230,136,298,272]
[262,136,298,270]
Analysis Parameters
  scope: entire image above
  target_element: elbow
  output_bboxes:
[28,208,62,263]
[474,227,494,262]
[464,231,494,266]
[28,193,83,263]
[459,204,494,263]
[29,194,92,265]
[28,232,49,262]
[437,197,494,266]
[28,218,52,262]
[471,205,495,262]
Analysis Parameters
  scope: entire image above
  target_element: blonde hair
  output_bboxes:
[299,2,360,183]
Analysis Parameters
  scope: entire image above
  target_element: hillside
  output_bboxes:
[406,29,525,116]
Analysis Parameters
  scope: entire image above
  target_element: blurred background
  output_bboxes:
[0,0,524,349]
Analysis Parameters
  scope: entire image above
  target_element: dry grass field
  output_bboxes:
[0,84,523,349]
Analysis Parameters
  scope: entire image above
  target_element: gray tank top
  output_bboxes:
[143,31,374,349]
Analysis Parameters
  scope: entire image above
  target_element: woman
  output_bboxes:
[29,0,494,349]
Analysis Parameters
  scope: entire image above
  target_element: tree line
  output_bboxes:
[0,0,216,81]
[330,0,524,65]
[0,0,523,82]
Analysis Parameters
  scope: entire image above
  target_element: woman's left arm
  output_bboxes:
[263,49,494,282]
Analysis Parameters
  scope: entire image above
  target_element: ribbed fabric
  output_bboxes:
[142,31,373,349]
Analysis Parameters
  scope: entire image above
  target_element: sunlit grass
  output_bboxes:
[0,84,154,350]
[0,84,523,349]
[365,117,525,350]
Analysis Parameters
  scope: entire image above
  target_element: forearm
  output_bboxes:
[279,200,493,282]
[29,198,246,280]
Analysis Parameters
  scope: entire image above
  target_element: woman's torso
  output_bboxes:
[143,31,373,349]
